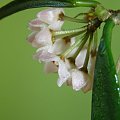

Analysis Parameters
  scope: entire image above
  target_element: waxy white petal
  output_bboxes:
[34,27,52,48]
[34,47,71,86]
[48,21,64,30]
[75,48,87,69]
[57,60,71,87]
[29,18,47,31]
[27,31,37,44]
[48,39,68,55]
[37,8,64,30]
[67,37,78,58]
[34,46,57,62]
[72,69,87,91]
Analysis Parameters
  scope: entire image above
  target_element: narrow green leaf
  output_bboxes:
[0,0,99,20]
[91,19,120,120]
[0,0,73,20]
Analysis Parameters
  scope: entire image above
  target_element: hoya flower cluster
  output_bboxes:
[27,8,98,92]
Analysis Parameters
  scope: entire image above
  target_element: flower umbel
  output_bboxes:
[27,8,101,92]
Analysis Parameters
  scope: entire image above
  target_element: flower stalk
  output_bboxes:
[91,30,98,56]
[63,15,88,23]
[72,0,100,7]
[53,28,86,39]
[82,33,93,72]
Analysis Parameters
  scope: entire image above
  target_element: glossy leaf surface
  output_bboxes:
[0,0,98,20]
[91,19,120,120]
[0,0,72,20]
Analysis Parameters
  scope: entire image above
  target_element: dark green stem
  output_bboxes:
[72,0,100,7]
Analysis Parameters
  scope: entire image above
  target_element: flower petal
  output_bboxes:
[33,27,52,48]
[48,20,64,31]
[27,31,37,44]
[34,46,57,62]
[29,18,47,31]
[37,8,64,30]
[75,48,87,69]
[57,60,71,87]
[66,37,78,58]
[48,39,68,55]
[72,69,87,91]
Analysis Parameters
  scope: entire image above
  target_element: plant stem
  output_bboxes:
[53,27,86,39]
[72,0,100,7]
[63,15,88,23]
[83,33,93,71]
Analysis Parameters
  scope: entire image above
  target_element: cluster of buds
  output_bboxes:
[27,8,100,92]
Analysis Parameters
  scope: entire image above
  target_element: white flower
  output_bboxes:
[29,18,47,31]
[81,55,96,93]
[27,27,52,48]
[34,43,94,92]
[34,47,71,86]
[37,8,64,30]
[66,37,79,58]
[75,48,87,69]
[71,69,89,91]
[57,59,71,87]
[27,8,97,93]
[48,38,70,55]
[74,48,96,92]
[34,46,56,62]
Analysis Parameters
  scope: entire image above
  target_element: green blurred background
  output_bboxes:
[0,0,120,120]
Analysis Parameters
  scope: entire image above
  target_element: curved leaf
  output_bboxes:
[91,19,120,120]
[0,0,73,20]
[0,0,99,20]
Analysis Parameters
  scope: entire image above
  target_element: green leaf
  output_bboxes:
[0,0,99,20]
[91,19,120,120]
[0,0,73,20]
